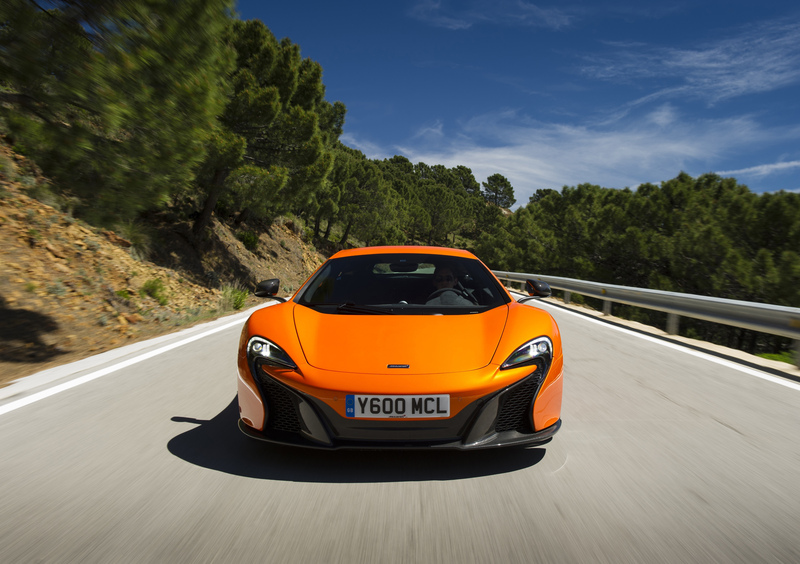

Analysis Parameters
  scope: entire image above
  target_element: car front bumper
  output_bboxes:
[238,368,561,450]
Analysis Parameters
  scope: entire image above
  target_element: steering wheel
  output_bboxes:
[426,287,479,304]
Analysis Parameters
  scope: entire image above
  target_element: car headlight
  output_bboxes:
[501,336,552,370]
[247,336,297,369]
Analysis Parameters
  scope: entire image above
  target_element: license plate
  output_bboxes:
[345,394,450,419]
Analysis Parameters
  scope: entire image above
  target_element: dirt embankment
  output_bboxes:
[0,147,326,387]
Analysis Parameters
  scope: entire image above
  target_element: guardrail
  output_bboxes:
[492,270,800,367]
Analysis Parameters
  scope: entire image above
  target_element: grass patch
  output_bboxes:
[140,278,168,305]
[24,179,71,211]
[757,351,795,365]
[220,283,249,311]
[46,281,67,297]
[0,153,15,176]
[115,221,152,261]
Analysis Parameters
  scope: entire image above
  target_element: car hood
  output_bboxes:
[293,305,509,374]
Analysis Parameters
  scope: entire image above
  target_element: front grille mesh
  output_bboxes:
[255,365,544,437]
[494,370,544,433]
[258,371,301,433]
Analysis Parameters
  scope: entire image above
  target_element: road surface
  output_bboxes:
[1,300,799,563]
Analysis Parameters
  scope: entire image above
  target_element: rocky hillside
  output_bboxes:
[0,146,327,387]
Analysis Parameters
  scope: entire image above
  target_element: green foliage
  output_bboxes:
[236,230,259,251]
[140,278,168,305]
[477,173,800,357]
[226,164,290,221]
[332,146,403,247]
[757,351,794,364]
[115,221,152,261]
[115,289,132,300]
[482,173,516,209]
[0,154,15,176]
[220,283,248,311]
[23,180,67,211]
[192,19,344,236]
[0,0,235,224]
[370,154,489,246]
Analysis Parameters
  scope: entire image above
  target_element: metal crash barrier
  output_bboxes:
[493,270,800,368]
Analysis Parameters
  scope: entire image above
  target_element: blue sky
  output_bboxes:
[236,1,800,204]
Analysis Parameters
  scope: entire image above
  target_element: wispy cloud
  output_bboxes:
[349,108,800,204]
[581,17,800,103]
[409,0,573,31]
[718,161,800,177]
[412,120,445,140]
[339,133,383,158]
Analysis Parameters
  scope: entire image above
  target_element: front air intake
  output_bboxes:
[258,372,302,433]
[494,369,544,433]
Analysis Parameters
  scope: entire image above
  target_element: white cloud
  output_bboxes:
[646,104,678,128]
[339,133,384,158]
[409,0,573,31]
[412,120,445,140]
[718,161,800,177]
[581,17,800,104]
[408,1,472,30]
[349,108,800,205]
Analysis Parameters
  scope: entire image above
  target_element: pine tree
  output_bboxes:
[0,0,235,223]
[192,19,345,236]
[481,173,516,209]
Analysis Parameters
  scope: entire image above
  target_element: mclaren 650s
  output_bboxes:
[236,246,562,449]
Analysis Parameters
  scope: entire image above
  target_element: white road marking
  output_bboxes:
[3,294,797,418]
[0,313,252,417]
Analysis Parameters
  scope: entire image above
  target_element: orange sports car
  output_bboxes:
[236,246,563,449]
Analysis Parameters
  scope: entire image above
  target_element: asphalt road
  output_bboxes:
[1,301,799,563]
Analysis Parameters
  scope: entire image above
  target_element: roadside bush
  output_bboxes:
[236,230,259,252]
[140,278,168,305]
[220,283,248,311]
[115,221,152,261]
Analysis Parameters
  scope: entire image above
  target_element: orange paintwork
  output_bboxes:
[237,321,265,429]
[533,355,563,430]
[328,245,478,259]
[293,305,508,374]
[236,246,563,438]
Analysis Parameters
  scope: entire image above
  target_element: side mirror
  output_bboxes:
[254,279,286,302]
[518,279,551,303]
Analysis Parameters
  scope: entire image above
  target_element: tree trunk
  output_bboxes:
[233,207,251,227]
[192,169,228,237]
[340,219,353,249]
[323,216,334,241]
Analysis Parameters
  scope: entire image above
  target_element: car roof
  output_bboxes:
[329,246,478,260]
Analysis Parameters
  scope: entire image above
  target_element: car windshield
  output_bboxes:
[296,253,511,315]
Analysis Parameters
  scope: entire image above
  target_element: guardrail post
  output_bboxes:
[564,291,571,304]
[667,313,680,335]
[602,300,612,316]
[795,340,800,369]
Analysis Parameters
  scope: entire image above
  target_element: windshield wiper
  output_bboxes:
[336,302,393,315]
